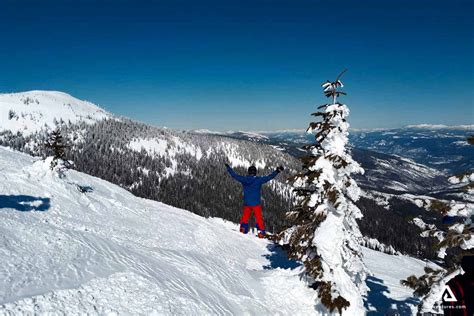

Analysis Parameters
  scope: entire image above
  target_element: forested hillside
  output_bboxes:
[0,118,298,232]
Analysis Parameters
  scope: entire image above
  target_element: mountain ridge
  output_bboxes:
[0,90,110,135]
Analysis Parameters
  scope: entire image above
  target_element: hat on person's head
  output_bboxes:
[248,166,257,176]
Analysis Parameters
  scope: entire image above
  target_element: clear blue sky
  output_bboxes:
[0,0,472,131]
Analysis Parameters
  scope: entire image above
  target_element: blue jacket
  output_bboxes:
[226,166,279,206]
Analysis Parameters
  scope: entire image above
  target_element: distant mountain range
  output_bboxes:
[209,126,473,174]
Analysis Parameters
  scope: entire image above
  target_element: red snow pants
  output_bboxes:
[240,205,265,231]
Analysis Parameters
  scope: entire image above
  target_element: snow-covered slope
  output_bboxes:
[0,146,433,315]
[362,247,435,315]
[0,146,315,314]
[0,91,110,135]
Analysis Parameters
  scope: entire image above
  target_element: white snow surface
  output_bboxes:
[0,146,317,315]
[0,146,430,315]
[362,247,436,315]
[0,91,110,135]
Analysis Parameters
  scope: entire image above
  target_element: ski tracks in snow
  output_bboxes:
[0,147,317,315]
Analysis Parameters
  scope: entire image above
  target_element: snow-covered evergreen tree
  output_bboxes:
[402,137,474,313]
[45,128,70,177]
[279,71,367,314]
[46,128,66,160]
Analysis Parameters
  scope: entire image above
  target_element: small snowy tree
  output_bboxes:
[46,129,66,160]
[402,137,474,314]
[45,128,70,176]
[279,71,367,314]
[8,109,16,120]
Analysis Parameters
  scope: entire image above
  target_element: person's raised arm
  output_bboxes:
[225,163,246,182]
[259,166,284,183]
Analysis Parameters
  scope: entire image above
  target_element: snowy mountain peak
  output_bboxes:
[0,90,110,135]
[404,124,474,130]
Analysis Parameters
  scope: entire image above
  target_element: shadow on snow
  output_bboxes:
[263,244,419,315]
[0,195,51,212]
[263,243,300,270]
[364,275,419,315]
